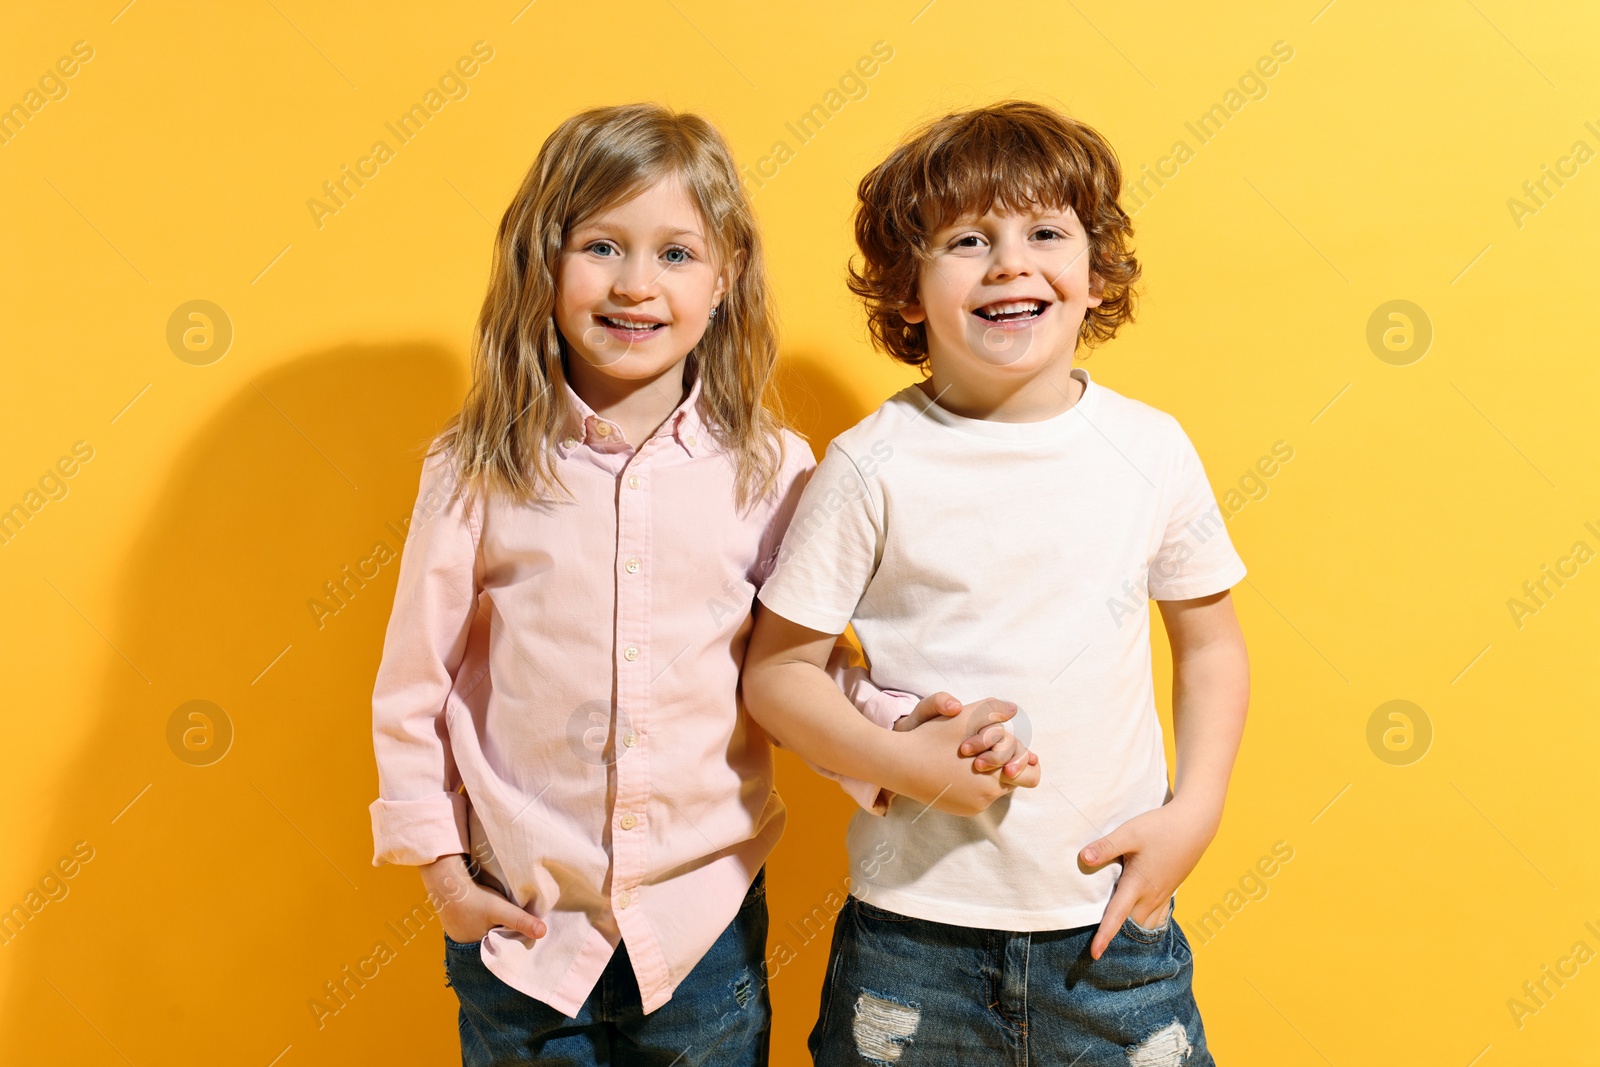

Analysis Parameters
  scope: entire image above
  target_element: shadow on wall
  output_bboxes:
[0,341,878,1067]
[0,343,471,1065]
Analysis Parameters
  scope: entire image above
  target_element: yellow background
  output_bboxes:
[3,1,1598,1063]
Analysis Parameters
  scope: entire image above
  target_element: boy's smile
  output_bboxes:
[903,203,1104,420]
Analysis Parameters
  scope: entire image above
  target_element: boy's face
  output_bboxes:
[901,202,1103,382]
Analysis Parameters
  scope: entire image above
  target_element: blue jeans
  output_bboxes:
[809,893,1216,1066]
[443,867,771,1066]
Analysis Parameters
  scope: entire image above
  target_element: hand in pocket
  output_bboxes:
[420,854,546,943]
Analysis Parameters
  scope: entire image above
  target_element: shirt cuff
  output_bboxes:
[808,759,895,817]
[370,792,471,866]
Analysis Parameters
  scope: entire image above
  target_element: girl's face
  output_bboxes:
[555,173,729,383]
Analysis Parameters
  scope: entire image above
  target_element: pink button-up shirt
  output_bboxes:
[368,366,905,1015]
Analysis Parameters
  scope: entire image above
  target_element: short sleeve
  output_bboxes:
[1146,422,1248,601]
[754,440,884,635]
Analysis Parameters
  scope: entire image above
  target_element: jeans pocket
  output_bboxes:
[443,929,484,951]
[1121,896,1175,943]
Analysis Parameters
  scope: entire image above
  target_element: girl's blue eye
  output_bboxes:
[663,246,692,264]
[589,241,617,256]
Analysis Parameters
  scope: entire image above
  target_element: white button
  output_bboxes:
[627,475,640,489]
[620,813,637,830]
[623,644,639,661]
[623,731,637,748]
[625,557,640,574]
[685,434,697,447]
[562,438,578,449]
[595,422,611,436]
[618,891,631,909]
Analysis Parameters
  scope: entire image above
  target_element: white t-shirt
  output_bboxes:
[756,366,1247,931]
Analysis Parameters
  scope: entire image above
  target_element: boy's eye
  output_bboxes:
[1034,228,1062,240]
[951,235,985,249]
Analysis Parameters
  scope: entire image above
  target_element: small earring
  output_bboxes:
[708,305,719,321]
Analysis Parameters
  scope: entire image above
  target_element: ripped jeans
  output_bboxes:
[443,867,771,1066]
[809,893,1216,1067]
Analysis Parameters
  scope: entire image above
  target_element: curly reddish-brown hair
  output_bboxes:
[847,99,1141,371]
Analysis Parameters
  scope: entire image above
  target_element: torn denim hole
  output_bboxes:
[733,969,754,1009]
[1127,1018,1194,1066]
[853,990,920,1063]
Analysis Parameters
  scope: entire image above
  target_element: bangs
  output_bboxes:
[561,130,734,264]
[911,114,1096,238]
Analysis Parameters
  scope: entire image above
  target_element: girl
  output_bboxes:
[367,103,1032,1066]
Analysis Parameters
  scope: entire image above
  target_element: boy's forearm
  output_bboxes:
[1169,646,1248,817]
[1169,636,1249,832]
[745,658,912,793]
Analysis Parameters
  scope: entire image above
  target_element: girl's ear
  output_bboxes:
[712,248,744,307]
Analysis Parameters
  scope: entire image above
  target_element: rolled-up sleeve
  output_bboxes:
[369,449,482,866]
[819,648,918,815]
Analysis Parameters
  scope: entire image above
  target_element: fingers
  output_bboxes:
[971,729,1020,770]
[1079,830,1126,870]
[1001,752,1041,788]
[489,896,547,939]
[902,691,962,732]
[972,698,1017,724]
[1090,879,1144,959]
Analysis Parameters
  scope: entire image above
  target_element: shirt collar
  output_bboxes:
[554,361,707,459]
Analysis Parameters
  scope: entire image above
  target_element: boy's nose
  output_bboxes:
[987,237,1033,280]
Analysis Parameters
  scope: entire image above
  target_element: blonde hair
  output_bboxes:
[435,102,790,510]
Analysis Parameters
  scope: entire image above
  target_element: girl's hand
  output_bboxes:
[420,854,547,943]
[1076,798,1222,959]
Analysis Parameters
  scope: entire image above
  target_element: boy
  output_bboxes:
[742,100,1249,1064]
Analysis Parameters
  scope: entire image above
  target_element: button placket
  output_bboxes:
[611,449,653,922]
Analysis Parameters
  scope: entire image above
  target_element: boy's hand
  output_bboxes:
[420,854,546,944]
[893,693,1041,785]
[894,710,1042,816]
[1077,798,1221,959]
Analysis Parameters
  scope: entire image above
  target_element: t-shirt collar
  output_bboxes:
[906,366,1099,442]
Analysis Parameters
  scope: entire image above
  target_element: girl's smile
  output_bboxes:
[557,174,727,383]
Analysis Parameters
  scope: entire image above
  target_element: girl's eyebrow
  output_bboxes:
[569,223,706,242]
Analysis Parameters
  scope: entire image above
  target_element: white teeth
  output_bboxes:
[981,300,1044,316]
[603,316,659,331]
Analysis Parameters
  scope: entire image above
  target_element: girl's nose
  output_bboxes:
[612,255,663,301]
